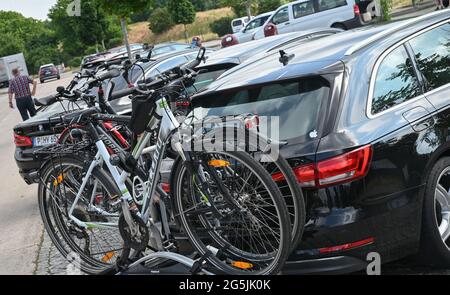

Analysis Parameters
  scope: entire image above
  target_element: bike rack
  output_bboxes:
[117,252,214,275]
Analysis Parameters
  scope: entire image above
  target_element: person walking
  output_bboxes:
[8,68,37,121]
[436,0,445,10]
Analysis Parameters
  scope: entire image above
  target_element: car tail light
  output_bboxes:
[274,145,372,188]
[14,133,32,147]
[316,145,372,186]
[353,4,361,16]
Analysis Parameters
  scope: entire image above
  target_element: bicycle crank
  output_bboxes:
[118,212,149,252]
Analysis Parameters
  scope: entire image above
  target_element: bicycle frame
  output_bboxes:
[67,95,181,232]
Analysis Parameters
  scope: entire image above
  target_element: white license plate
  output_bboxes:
[33,135,59,147]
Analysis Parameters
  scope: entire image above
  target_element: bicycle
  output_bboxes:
[36,48,293,275]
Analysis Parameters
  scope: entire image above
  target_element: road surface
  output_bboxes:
[0,73,73,275]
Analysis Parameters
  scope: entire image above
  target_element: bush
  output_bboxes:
[210,16,234,37]
[148,7,175,34]
[68,57,82,68]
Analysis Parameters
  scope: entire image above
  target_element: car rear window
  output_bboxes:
[232,20,243,27]
[191,77,330,141]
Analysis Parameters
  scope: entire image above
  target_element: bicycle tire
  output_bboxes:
[38,156,124,274]
[172,150,291,275]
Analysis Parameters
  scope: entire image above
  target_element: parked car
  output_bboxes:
[39,64,60,84]
[231,16,253,33]
[234,11,274,44]
[13,48,208,185]
[81,42,192,70]
[253,0,373,40]
[189,10,450,273]
[192,28,341,94]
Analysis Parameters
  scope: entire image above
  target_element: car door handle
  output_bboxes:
[285,22,290,25]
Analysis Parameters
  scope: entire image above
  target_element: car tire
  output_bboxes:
[57,75,60,79]
[40,80,44,84]
[331,23,346,30]
[419,157,450,267]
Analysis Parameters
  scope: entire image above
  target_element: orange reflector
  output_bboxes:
[231,261,253,270]
[102,251,115,263]
[53,174,65,186]
[208,160,230,167]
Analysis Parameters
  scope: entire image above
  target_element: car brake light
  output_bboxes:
[280,145,372,188]
[353,4,361,16]
[14,133,32,147]
[317,145,372,186]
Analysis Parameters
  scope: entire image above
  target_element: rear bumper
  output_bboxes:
[283,256,367,275]
[15,148,41,184]
[343,15,371,29]
[40,74,59,81]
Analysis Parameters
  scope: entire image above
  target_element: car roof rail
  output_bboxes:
[344,10,450,56]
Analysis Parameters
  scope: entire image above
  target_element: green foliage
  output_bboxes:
[380,0,393,21]
[0,11,61,74]
[210,16,234,37]
[257,0,285,13]
[49,0,121,56]
[221,0,287,17]
[68,56,82,68]
[148,7,175,34]
[168,0,196,25]
[98,0,153,17]
[189,0,221,11]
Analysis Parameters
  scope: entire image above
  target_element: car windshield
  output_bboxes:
[41,66,54,71]
[186,69,228,95]
[245,15,270,31]
[191,77,330,141]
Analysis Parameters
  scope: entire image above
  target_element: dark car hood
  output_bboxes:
[14,97,132,130]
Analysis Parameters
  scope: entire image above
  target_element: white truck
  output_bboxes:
[0,53,28,88]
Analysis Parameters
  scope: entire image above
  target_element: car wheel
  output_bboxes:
[419,157,450,267]
[331,23,346,30]
[57,75,60,79]
[40,80,44,84]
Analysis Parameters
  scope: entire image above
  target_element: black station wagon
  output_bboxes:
[190,10,450,274]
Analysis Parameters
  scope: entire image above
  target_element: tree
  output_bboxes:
[0,11,61,74]
[148,7,175,34]
[49,0,121,56]
[99,0,153,58]
[168,0,196,41]
[258,0,285,14]
[210,16,234,37]
[221,0,257,17]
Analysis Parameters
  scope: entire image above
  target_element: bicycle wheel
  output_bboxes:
[251,152,305,251]
[172,151,291,275]
[38,156,124,274]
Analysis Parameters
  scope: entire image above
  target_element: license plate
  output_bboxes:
[33,134,59,147]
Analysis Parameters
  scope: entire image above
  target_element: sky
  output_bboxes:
[0,0,57,20]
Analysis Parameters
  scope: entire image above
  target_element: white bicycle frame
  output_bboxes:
[67,95,182,231]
